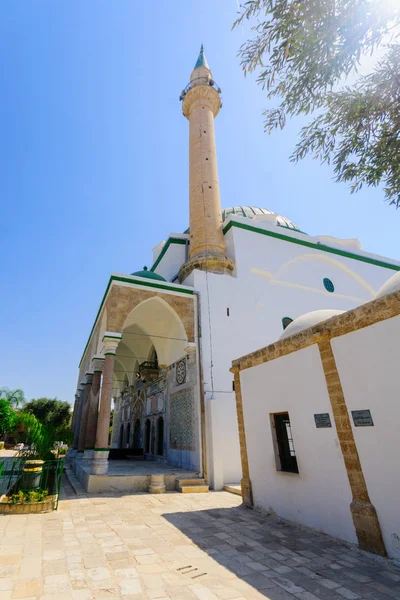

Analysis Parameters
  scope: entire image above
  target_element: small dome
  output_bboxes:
[280,309,345,339]
[374,271,400,300]
[131,266,166,282]
[222,206,300,231]
[184,206,303,234]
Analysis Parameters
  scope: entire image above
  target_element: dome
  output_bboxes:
[131,266,166,282]
[222,206,301,231]
[184,206,302,234]
[374,271,400,300]
[280,309,345,339]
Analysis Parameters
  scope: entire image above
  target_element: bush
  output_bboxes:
[10,489,48,504]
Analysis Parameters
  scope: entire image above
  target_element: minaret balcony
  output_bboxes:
[179,78,222,102]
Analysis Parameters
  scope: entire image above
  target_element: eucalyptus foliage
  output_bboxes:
[234,0,400,206]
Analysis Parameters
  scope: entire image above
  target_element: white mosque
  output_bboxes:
[70,46,400,493]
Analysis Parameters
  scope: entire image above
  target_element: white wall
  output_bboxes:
[151,218,399,491]
[205,392,242,490]
[194,223,398,487]
[240,344,357,544]
[331,315,400,560]
[153,237,187,282]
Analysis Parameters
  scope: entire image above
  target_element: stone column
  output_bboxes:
[93,332,121,475]
[72,388,84,449]
[231,368,253,507]
[84,357,104,455]
[319,341,386,556]
[71,397,77,430]
[77,374,93,453]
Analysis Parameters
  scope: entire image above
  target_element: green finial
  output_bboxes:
[194,44,209,70]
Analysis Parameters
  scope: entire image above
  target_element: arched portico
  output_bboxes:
[74,277,199,480]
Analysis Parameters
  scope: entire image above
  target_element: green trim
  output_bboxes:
[112,274,193,295]
[104,352,116,356]
[150,238,187,272]
[79,273,194,368]
[93,448,109,452]
[223,220,400,272]
[103,333,122,340]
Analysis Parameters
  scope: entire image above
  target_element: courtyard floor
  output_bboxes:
[0,475,399,600]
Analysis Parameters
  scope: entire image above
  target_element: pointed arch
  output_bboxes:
[120,296,188,366]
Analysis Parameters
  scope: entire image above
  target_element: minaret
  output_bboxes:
[178,45,234,282]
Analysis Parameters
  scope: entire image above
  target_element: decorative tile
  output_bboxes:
[170,387,194,450]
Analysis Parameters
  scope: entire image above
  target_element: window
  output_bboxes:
[323,278,335,293]
[272,412,299,473]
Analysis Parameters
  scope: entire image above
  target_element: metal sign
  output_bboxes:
[352,410,374,427]
[314,413,332,428]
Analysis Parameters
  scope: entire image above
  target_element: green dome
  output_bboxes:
[131,266,166,282]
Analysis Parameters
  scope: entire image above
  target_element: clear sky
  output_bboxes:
[1,1,399,404]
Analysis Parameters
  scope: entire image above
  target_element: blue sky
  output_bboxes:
[1,1,399,404]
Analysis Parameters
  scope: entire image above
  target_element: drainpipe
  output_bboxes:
[194,290,207,483]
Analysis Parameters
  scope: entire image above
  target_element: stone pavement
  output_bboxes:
[0,477,399,600]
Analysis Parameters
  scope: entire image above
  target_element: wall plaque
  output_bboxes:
[314,413,332,428]
[352,410,374,427]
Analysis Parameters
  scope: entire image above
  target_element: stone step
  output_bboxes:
[176,478,207,486]
[176,478,209,493]
[178,485,209,494]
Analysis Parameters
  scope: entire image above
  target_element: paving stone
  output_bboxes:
[118,579,142,596]
[335,588,361,599]
[1,482,400,600]
[241,573,276,590]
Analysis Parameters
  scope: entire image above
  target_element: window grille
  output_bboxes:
[273,412,299,473]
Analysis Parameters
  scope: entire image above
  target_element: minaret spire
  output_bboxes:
[194,44,209,70]
[178,48,234,282]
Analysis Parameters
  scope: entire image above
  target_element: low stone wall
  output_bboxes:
[72,457,198,494]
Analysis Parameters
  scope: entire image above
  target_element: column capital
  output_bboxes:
[91,355,105,372]
[102,332,122,356]
[85,371,94,385]
[185,342,197,355]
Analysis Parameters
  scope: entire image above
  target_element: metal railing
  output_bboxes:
[179,77,222,101]
[0,458,64,510]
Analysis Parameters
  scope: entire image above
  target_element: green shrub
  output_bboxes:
[10,489,48,504]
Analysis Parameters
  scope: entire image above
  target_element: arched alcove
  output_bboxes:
[120,297,188,367]
[126,422,131,449]
[157,417,164,456]
[134,419,141,449]
[145,419,151,454]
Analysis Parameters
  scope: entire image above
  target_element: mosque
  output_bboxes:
[70,46,400,493]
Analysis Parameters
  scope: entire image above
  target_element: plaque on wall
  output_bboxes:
[176,359,187,385]
[352,410,374,427]
[314,413,332,428]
